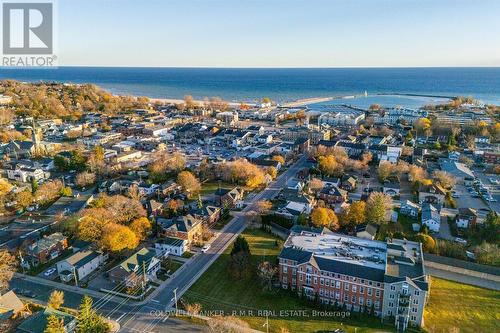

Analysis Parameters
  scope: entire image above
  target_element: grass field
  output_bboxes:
[183,228,396,333]
[424,277,500,333]
[200,181,233,195]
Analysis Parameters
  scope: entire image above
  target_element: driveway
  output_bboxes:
[437,216,453,240]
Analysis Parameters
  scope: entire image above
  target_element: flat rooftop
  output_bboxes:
[385,238,425,279]
[285,232,388,270]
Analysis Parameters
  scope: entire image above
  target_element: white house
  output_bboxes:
[155,237,187,257]
[57,250,108,283]
[421,203,441,232]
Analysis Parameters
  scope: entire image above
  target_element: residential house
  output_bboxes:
[190,205,221,227]
[287,179,305,192]
[214,187,244,208]
[383,183,400,197]
[340,175,357,192]
[108,247,160,288]
[3,161,46,183]
[418,184,446,205]
[17,308,76,333]
[400,200,420,219]
[57,250,107,283]
[280,189,316,214]
[155,237,188,257]
[25,232,68,268]
[293,137,310,154]
[318,185,348,204]
[456,208,477,229]
[1,140,36,159]
[421,203,441,232]
[0,290,24,321]
[159,214,203,244]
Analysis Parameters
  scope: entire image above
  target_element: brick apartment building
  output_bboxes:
[278,230,429,331]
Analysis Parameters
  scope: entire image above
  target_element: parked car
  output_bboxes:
[201,244,211,253]
[44,267,56,276]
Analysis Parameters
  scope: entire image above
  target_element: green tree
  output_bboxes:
[60,186,73,197]
[44,314,65,333]
[76,296,109,333]
[230,236,251,279]
[31,178,39,193]
[414,233,436,252]
[231,236,250,256]
[365,192,392,224]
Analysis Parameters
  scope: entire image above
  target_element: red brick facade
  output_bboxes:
[278,258,384,314]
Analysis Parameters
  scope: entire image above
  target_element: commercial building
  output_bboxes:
[278,230,429,331]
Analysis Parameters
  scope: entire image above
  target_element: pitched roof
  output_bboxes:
[116,247,156,274]
[0,290,24,317]
[17,308,75,333]
[28,232,66,254]
[65,250,101,269]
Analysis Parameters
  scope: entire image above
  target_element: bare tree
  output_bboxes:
[257,261,278,291]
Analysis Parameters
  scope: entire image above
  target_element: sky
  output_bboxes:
[55,0,500,67]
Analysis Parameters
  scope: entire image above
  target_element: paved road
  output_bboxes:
[117,157,308,332]
[425,266,500,291]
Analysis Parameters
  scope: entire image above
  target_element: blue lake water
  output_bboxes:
[1,67,499,106]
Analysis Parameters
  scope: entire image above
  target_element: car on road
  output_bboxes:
[201,244,211,253]
[24,291,38,298]
[44,267,56,276]
[454,237,468,245]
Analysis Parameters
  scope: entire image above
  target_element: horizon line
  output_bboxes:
[24,65,500,70]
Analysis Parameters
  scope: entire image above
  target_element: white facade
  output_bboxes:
[155,238,187,257]
[318,112,365,126]
[57,251,107,282]
[6,167,45,183]
[421,217,440,233]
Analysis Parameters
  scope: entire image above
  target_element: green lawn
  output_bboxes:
[183,228,396,333]
[212,212,233,230]
[424,277,500,333]
[200,181,233,195]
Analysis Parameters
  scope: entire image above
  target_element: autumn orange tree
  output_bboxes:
[76,194,148,252]
[129,217,152,241]
[271,155,285,165]
[342,201,366,227]
[177,171,201,198]
[310,207,339,230]
[101,223,138,252]
[220,159,266,189]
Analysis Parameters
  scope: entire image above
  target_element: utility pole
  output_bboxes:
[262,314,269,333]
[173,288,178,314]
[18,251,25,273]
